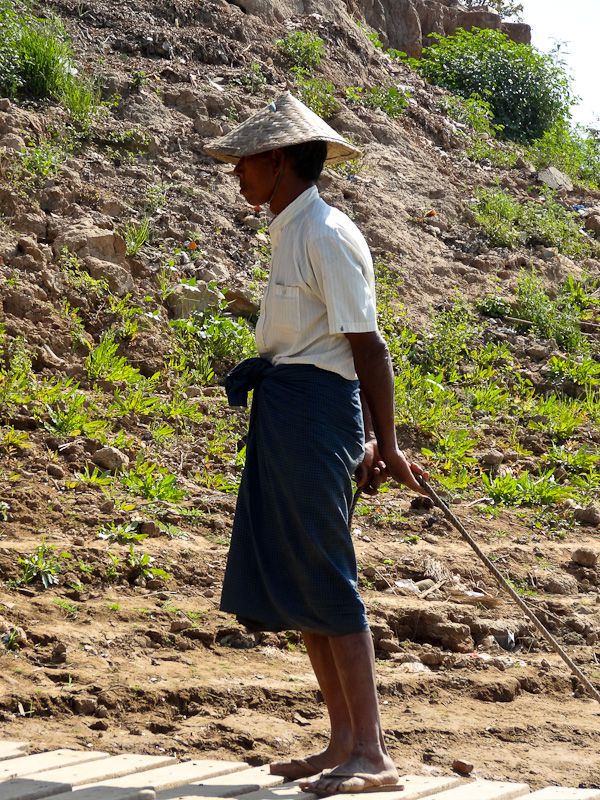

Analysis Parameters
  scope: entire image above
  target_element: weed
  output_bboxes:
[44,392,107,437]
[18,541,69,589]
[422,430,478,470]
[124,546,171,582]
[0,327,34,419]
[53,598,79,617]
[482,470,573,506]
[98,521,147,544]
[2,628,21,651]
[85,333,142,384]
[476,294,512,318]
[240,62,267,94]
[527,119,600,189]
[516,270,587,353]
[74,465,113,487]
[0,501,9,522]
[528,393,587,440]
[276,31,325,70]
[122,217,151,257]
[107,601,121,611]
[0,426,29,453]
[345,86,410,119]
[421,301,479,374]
[546,355,600,390]
[120,459,187,502]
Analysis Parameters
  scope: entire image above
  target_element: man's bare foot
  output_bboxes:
[299,753,399,796]
[270,747,348,779]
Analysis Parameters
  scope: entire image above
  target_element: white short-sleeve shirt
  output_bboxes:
[255,186,378,380]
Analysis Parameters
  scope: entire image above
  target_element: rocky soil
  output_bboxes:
[0,0,599,791]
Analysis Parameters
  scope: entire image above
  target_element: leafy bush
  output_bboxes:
[442,94,518,167]
[345,86,410,119]
[482,470,572,506]
[276,31,325,70]
[291,69,339,120]
[418,28,571,142]
[461,0,523,17]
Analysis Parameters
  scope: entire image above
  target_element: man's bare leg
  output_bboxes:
[270,632,353,778]
[299,630,398,795]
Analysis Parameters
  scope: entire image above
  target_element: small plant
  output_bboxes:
[53,598,79,617]
[516,270,587,353]
[124,546,171,583]
[98,521,148,544]
[476,294,512,318]
[291,69,339,120]
[546,355,600,390]
[421,301,478,373]
[276,31,325,71]
[241,62,267,94]
[85,333,142,384]
[0,426,29,453]
[18,542,68,589]
[122,218,151,257]
[120,459,187,502]
[0,501,9,522]
[2,627,21,651]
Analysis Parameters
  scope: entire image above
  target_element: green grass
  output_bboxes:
[276,31,324,70]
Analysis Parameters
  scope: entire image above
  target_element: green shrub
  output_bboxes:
[345,86,410,119]
[276,31,325,70]
[461,0,523,16]
[418,28,571,142]
[291,69,339,120]
[442,94,518,167]
[482,470,572,506]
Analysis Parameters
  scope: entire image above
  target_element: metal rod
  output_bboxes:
[416,475,600,706]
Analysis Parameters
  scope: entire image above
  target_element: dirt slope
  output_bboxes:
[0,0,599,791]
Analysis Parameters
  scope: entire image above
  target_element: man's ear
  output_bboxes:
[270,148,285,173]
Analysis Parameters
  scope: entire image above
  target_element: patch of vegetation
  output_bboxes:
[471,187,596,260]
[122,217,151,257]
[120,459,187,502]
[97,522,148,544]
[418,28,571,142]
[276,31,325,70]
[483,470,572,506]
[0,1,100,129]
[441,94,518,167]
[515,270,587,353]
[345,86,410,119]
[291,69,339,120]
[60,249,109,298]
[527,119,600,189]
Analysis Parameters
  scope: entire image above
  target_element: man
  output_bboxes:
[206,93,428,796]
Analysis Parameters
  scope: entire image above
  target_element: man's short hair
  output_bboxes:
[283,140,328,182]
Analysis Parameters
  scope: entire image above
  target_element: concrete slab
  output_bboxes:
[0,744,29,762]
[158,766,285,799]
[51,788,156,800]
[528,790,600,800]
[0,778,71,800]
[89,761,249,792]
[27,754,178,787]
[425,780,531,800]
[0,750,110,781]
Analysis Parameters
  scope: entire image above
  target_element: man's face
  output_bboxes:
[233,151,279,206]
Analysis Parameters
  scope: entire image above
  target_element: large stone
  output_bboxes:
[166,282,218,318]
[571,548,598,568]
[85,257,134,296]
[543,573,578,596]
[537,167,574,192]
[584,214,600,236]
[574,504,600,527]
[52,220,127,264]
[92,446,130,472]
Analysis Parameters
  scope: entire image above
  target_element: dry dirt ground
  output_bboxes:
[0,0,600,792]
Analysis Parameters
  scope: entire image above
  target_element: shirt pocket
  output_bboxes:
[269,283,301,336]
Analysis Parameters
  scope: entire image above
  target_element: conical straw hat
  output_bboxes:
[204,92,361,165]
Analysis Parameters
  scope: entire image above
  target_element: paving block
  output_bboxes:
[369,774,465,800]
[51,788,156,800]
[87,761,249,792]
[27,754,178,787]
[0,744,29,762]
[0,778,71,800]
[159,766,285,799]
[425,780,531,800]
[0,750,110,781]
[528,789,600,800]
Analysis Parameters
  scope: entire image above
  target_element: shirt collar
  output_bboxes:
[269,186,319,239]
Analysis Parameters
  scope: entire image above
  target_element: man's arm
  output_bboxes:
[346,330,427,494]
